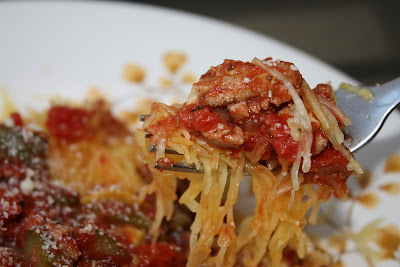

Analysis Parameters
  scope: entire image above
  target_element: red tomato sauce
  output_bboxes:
[10,112,23,127]
[46,106,92,142]
[304,147,351,197]
[131,243,186,267]
[46,102,129,143]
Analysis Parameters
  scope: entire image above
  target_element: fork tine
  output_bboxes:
[154,160,252,175]
[145,131,182,155]
[140,114,149,122]
[148,145,182,155]
[141,114,251,174]
[154,161,203,173]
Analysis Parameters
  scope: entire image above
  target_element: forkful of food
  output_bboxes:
[138,57,399,175]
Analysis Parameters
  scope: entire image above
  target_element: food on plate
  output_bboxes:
[0,101,190,266]
[0,57,362,266]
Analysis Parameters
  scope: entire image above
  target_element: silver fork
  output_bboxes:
[142,77,400,172]
[335,77,400,152]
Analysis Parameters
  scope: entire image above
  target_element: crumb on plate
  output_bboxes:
[123,63,146,83]
[163,51,187,73]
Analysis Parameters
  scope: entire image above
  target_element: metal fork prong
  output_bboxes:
[154,160,252,176]
[146,134,252,174]
[154,161,203,173]
[149,145,182,155]
[140,114,149,122]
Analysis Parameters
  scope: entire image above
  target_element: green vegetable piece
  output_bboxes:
[94,231,131,259]
[55,193,80,208]
[24,230,75,267]
[111,211,152,231]
[24,230,53,267]
[0,125,47,169]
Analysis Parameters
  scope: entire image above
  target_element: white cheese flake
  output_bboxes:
[20,177,35,194]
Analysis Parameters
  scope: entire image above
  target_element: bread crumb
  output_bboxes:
[375,225,400,259]
[163,51,187,73]
[182,72,197,84]
[123,63,146,83]
[357,192,379,209]
[160,76,172,89]
[86,87,104,101]
[385,154,400,172]
[355,170,371,189]
[380,183,400,195]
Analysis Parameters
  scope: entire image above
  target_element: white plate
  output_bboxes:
[0,1,399,266]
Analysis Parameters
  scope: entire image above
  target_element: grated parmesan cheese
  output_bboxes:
[20,177,35,194]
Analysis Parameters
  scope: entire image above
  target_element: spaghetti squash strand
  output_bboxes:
[252,57,313,188]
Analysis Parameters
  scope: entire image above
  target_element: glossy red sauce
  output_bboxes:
[46,102,130,144]
[193,107,222,132]
[263,113,298,163]
[155,157,175,171]
[148,116,179,146]
[131,243,186,267]
[47,106,92,142]
[309,147,349,171]
[0,158,27,179]
[175,101,299,164]
[10,112,23,127]
[304,147,351,197]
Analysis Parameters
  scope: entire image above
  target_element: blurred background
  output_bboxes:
[123,0,399,85]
